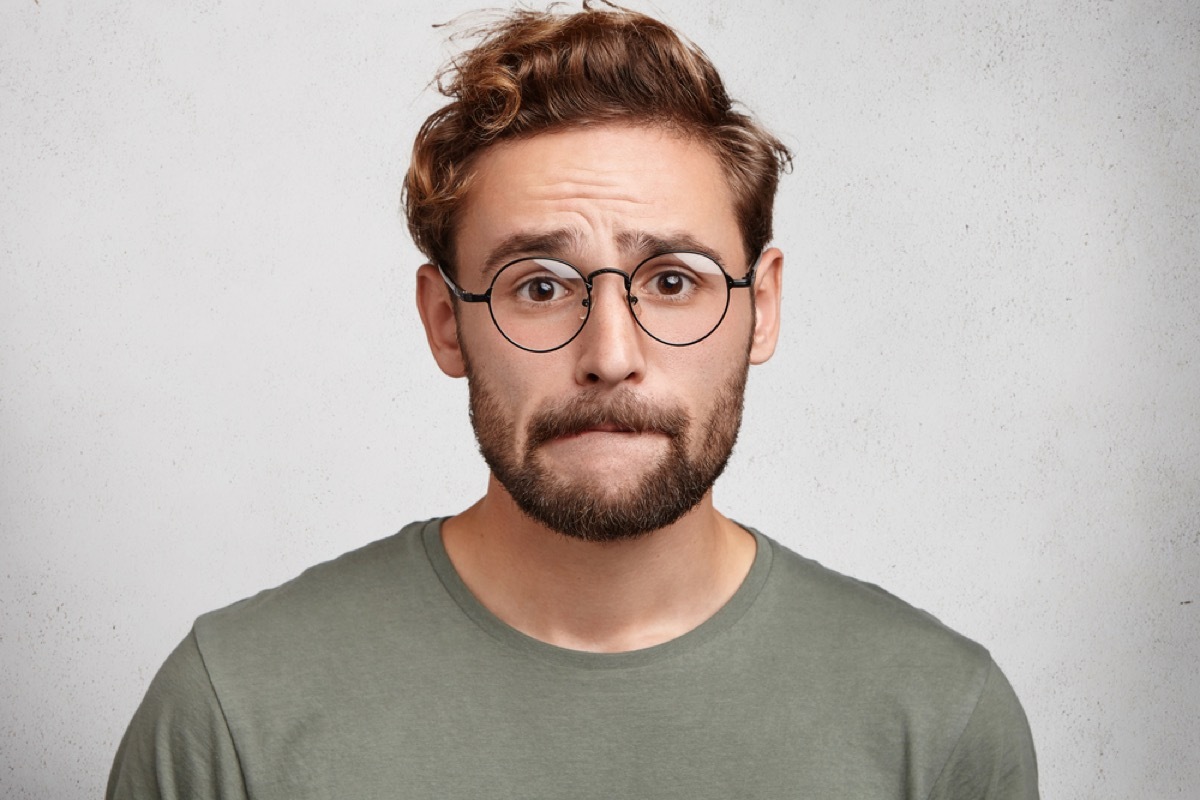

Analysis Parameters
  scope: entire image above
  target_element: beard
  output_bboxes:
[464,359,749,543]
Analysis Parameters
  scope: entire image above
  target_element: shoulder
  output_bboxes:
[197,520,432,629]
[745,532,1002,726]
[107,631,250,799]
[755,532,991,667]
[741,532,1038,795]
[190,520,447,684]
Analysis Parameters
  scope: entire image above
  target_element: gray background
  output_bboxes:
[2,1,1197,797]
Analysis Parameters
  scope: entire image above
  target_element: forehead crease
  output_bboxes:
[531,174,654,204]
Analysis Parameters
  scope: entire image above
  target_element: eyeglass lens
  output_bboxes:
[487,253,732,352]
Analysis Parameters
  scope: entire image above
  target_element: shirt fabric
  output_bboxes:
[107,519,1039,799]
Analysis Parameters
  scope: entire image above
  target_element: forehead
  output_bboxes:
[453,124,742,274]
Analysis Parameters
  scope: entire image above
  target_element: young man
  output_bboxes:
[109,6,1038,798]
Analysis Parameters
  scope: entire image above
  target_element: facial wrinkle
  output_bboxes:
[531,176,656,207]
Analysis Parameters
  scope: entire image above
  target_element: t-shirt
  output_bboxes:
[107,519,1039,799]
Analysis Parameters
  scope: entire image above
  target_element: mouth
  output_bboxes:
[553,422,641,441]
[526,393,688,450]
[584,422,638,434]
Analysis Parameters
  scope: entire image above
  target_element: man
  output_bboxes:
[109,5,1038,798]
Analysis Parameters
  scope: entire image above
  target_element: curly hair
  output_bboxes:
[403,2,792,275]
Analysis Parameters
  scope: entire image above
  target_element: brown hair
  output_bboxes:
[403,1,792,274]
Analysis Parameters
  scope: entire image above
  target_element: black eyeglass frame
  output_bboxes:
[438,251,759,353]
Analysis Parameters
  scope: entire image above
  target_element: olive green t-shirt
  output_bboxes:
[108,519,1038,799]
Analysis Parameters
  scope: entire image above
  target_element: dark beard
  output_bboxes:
[466,365,748,543]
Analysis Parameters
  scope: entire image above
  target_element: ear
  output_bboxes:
[415,263,467,378]
[748,246,783,365]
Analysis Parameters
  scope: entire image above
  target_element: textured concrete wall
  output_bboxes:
[2,1,1197,797]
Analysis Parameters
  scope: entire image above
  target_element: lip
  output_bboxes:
[586,422,637,433]
[551,425,643,442]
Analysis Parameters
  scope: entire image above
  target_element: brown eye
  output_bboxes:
[528,280,557,301]
[638,267,697,301]
[655,272,687,295]
[516,276,569,303]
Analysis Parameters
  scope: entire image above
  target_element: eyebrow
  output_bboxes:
[614,230,727,266]
[478,228,729,280]
[480,229,587,279]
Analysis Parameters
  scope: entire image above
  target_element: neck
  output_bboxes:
[440,475,757,653]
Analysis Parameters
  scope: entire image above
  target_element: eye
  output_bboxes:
[516,276,570,303]
[651,271,693,297]
[636,261,702,302]
[633,252,725,304]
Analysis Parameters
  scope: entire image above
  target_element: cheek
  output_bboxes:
[469,348,566,436]
[455,306,498,359]
[656,351,726,414]
[692,306,754,368]
[721,298,758,350]
[668,329,751,420]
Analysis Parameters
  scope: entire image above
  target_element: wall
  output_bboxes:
[2,1,1197,797]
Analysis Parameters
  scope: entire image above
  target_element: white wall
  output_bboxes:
[2,1,1197,797]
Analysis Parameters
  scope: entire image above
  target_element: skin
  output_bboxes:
[415,123,783,653]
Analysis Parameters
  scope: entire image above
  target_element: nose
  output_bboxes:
[573,272,645,386]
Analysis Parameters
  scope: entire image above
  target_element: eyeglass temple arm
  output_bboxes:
[726,254,762,289]
[437,264,490,303]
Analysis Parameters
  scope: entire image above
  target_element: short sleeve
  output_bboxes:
[106,630,250,800]
[927,659,1039,800]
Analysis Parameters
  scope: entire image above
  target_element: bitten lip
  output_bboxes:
[552,423,644,441]
[586,422,638,433]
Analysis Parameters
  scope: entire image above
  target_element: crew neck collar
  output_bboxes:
[420,517,774,670]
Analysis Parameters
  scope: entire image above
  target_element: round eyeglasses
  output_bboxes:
[439,251,757,353]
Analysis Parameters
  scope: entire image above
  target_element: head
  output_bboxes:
[407,4,790,542]
[403,1,792,275]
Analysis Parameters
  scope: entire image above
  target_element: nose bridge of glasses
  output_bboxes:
[583,267,633,292]
[581,267,636,310]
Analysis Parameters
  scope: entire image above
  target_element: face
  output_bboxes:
[416,124,783,541]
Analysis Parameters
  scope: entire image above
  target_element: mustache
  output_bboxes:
[526,393,690,449]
